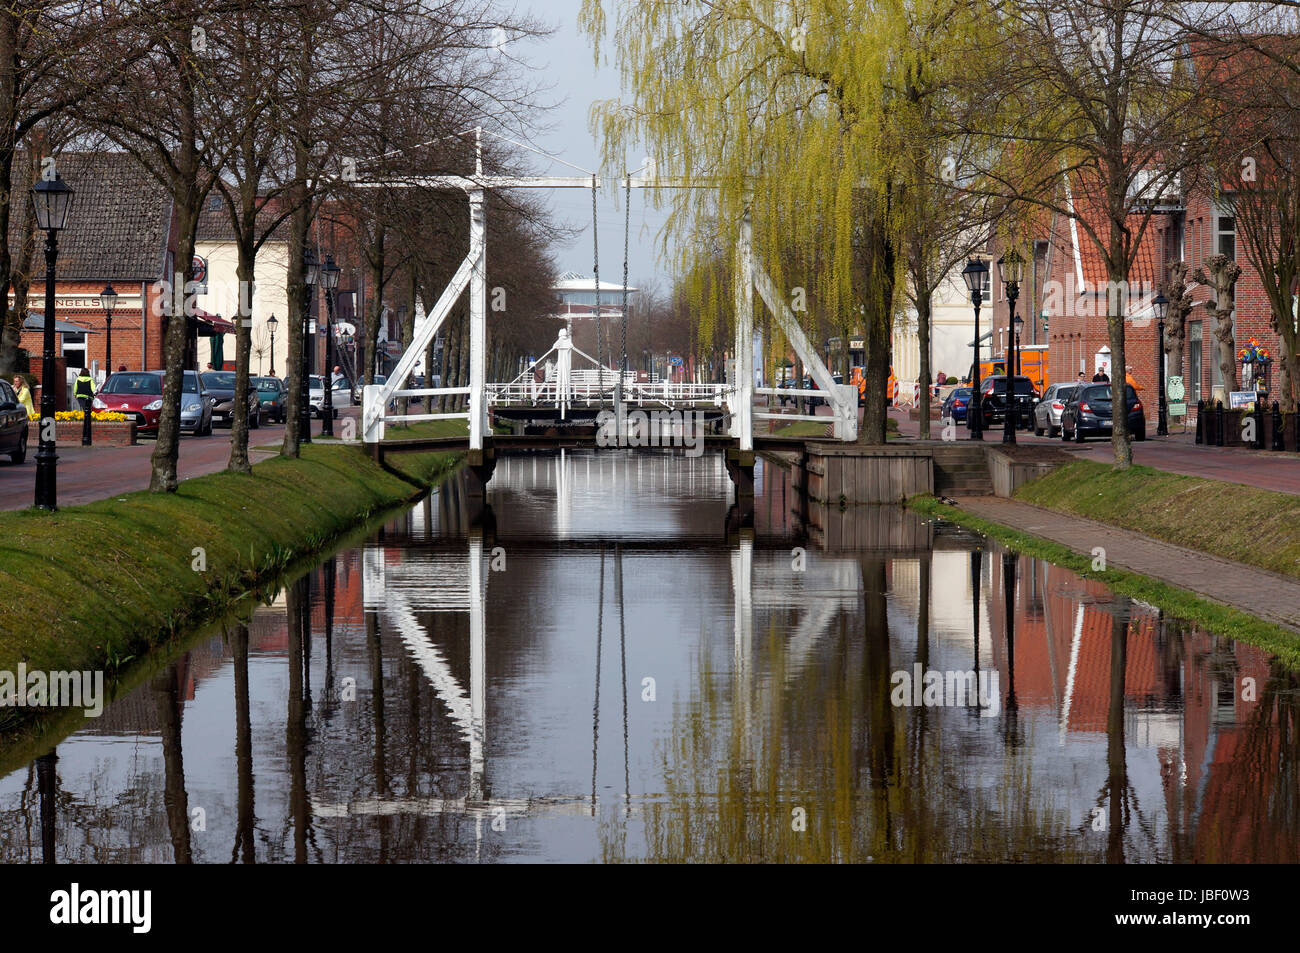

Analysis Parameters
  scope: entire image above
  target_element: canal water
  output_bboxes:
[2,450,1297,863]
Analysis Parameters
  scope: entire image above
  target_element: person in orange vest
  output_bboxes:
[1125,365,1142,391]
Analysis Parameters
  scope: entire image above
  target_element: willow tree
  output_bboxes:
[581,0,983,444]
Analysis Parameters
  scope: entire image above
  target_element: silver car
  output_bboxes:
[1032,383,1079,437]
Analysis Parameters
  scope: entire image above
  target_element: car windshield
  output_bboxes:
[989,378,1036,394]
[1083,384,1138,402]
[102,373,162,395]
[202,372,235,388]
[255,378,280,390]
[182,371,200,394]
[951,388,972,398]
[1056,385,1078,400]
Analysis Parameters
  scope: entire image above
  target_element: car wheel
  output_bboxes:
[1135,425,1146,441]
[1034,419,1044,436]
[252,409,261,429]
[1075,424,1086,443]
[10,431,26,464]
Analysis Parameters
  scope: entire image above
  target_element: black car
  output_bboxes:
[940,386,973,424]
[201,371,263,429]
[1060,383,1146,442]
[0,378,28,463]
[968,375,1038,429]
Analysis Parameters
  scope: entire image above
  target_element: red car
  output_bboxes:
[93,370,213,436]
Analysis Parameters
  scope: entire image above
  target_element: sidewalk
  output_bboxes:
[959,496,1300,632]
[888,406,1300,495]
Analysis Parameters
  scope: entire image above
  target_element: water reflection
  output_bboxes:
[1,450,1298,863]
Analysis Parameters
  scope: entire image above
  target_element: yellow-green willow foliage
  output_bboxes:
[581,0,988,440]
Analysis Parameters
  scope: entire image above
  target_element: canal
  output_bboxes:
[2,450,1297,863]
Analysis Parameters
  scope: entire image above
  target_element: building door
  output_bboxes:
[1188,321,1202,406]
[62,331,86,373]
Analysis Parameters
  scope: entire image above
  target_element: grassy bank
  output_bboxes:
[0,439,462,732]
[1015,460,1300,580]
[908,494,1300,670]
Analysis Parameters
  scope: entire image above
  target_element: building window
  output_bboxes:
[62,331,86,371]
[1217,216,1236,260]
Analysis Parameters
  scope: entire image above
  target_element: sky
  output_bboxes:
[519,0,673,295]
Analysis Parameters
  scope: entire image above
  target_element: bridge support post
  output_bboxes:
[469,188,488,451]
[465,446,496,498]
[725,446,755,499]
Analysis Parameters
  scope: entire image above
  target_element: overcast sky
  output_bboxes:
[521,0,672,294]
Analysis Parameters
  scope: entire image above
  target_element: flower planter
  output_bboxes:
[53,419,138,447]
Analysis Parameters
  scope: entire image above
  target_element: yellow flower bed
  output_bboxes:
[51,410,130,422]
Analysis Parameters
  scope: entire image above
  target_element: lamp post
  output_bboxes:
[300,247,319,444]
[998,249,1025,444]
[962,258,989,440]
[100,283,118,374]
[320,254,340,438]
[1153,291,1169,436]
[31,173,74,511]
[267,313,278,376]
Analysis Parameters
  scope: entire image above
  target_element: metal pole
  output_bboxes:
[970,293,983,440]
[34,229,59,510]
[105,313,113,373]
[1003,289,1019,444]
[269,326,276,376]
[1156,317,1168,436]
[322,287,335,437]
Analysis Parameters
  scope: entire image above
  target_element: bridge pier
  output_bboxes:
[465,446,496,498]
[725,447,755,499]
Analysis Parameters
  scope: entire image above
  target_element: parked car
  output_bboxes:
[94,369,212,436]
[308,375,340,419]
[253,376,287,423]
[0,378,28,463]
[940,386,973,424]
[1061,382,1145,442]
[201,371,263,429]
[352,374,387,405]
[1032,383,1079,437]
[968,375,1039,429]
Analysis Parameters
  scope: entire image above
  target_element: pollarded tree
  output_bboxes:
[950,0,1242,467]
[1193,254,1242,397]
[1157,260,1195,414]
[581,0,987,444]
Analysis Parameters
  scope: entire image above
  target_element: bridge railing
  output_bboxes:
[486,380,728,408]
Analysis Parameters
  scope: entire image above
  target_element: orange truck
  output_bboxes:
[968,346,1049,394]
[850,366,895,405]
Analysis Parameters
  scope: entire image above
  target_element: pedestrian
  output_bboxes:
[1092,366,1109,383]
[74,367,95,446]
[1076,372,1086,385]
[1125,364,1142,390]
[117,364,126,372]
[12,376,34,418]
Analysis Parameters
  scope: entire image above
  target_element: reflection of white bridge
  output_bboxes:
[314,507,865,838]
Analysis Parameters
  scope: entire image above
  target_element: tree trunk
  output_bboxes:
[282,199,308,458]
[365,223,385,387]
[1161,261,1191,413]
[1105,262,1131,469]
[917,289,932,440]
[228,233,256,473]
[1195,255,1241,403]
[149,205,199,492]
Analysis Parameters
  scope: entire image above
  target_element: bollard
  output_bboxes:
[1256,405,1265,450]
[1273,401,1284,451]
[1215,400,1224,447]
[81,404,92,446]
[1195,399,1204,444]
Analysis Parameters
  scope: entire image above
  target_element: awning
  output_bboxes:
[23,312,98,334]
[192,309,236,334]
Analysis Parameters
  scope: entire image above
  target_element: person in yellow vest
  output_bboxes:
[12,376,34,418]
[74,368,95,446]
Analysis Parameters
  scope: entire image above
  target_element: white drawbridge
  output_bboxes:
[355,130,858,451]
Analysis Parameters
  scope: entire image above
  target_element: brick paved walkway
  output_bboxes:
[959,497,1300,632]
[884,406,1300,495]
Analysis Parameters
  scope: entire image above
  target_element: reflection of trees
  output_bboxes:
[619,553,1089,863]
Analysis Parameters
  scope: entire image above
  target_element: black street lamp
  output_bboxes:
[962,258,989,440]
[301,247,319,444]
[100,283,118,374]
[1153,290,1169,436]
[320,254,340,438]
[31,173,74,511]
[267,313,278,376]
[998,248,1025,444]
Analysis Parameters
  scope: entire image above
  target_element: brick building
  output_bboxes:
[11,152,178,404]
[1014,166,1276,428]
